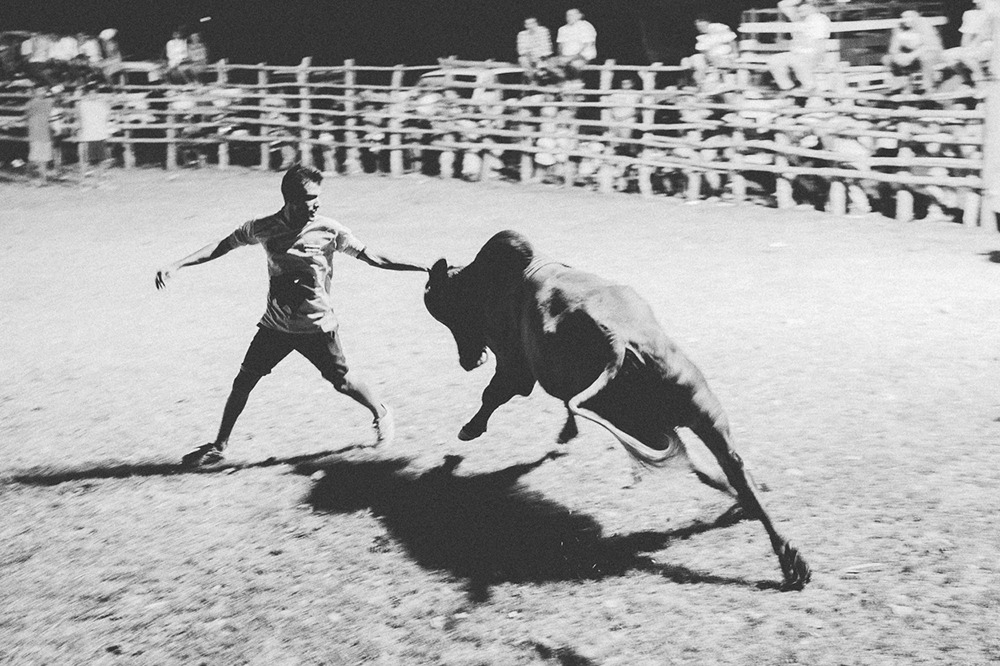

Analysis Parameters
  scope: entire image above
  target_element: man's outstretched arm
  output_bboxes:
[356,247,429,273]
[155,238,235,289]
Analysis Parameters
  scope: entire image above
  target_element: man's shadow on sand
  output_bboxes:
[6,448,776,599]
[294,451,776,600]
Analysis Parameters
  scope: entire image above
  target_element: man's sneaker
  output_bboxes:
[372,404,395,447]
[181,442,226,467]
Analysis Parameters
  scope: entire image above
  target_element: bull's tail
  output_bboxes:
[566,362,685,468]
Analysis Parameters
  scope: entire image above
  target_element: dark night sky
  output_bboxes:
[3,0,974,67]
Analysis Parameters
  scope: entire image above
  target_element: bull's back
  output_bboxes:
[522,267,722,436]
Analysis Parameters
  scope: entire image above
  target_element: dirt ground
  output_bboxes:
[2,168,999,666]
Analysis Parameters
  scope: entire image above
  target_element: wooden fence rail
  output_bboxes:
[0,57,993,229]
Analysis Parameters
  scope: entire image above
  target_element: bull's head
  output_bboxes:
[424,258,489,371]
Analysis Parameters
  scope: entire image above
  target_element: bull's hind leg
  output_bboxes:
[689,414,810,590]
[557,406,579,444]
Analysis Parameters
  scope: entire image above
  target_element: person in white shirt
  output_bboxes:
[767,0,832,92]
[165,29,190,83]
[682,15,738,89]
[944,0,997,85]
[556,8,597,77]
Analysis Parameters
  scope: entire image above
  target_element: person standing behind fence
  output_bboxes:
[557,8,597,78]
[26,86,55,182]
[767,0,832,92]
[517,17,553,82]
[77,88,112,173]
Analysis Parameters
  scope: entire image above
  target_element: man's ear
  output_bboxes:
[430,258,449,282]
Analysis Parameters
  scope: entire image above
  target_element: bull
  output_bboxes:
[423,230,810,590]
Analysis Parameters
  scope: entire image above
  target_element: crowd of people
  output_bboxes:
[4,1,996,226]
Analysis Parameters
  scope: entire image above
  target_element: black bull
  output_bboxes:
[423,230,810,590]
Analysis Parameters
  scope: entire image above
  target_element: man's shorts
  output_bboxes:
[240,325,349,382]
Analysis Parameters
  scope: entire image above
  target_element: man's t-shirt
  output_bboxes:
[557,20,597,61]
[226,211,366,334]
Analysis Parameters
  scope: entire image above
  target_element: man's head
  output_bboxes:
[524,17,539,30]
[566,8,583,24]
[694,15,712,32]
[281,164,323,225]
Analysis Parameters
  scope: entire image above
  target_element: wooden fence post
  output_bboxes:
[775,132,794,209]
[216,59,228,85]
[962,189,982,227]
[298,57,313,168]
[343,59,362,175]
[389,64,405,176]
[257,64,270,169]
[828,180,847,216]
[981,16,1000,231]
[599,59,615,129]
[123,130,135,169]
[895,189,914,223]
[165,111,177,170]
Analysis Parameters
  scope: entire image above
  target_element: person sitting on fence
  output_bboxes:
[943,0,997,87]
[682,15,738,91]
[556,8,597,79]
[98,29,122,83]
[22,33,56,86]
[165,29,190,83]
[517,17,553,83]
[187,32,209,83]
[767,0,832,93]
[883,11,944,94]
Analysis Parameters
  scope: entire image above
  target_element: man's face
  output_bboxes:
[566,9,581,24]
[525,18,538,30]
[287,181,321,225]
[695,19,710,33]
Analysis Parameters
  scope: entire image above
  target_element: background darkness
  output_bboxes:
[3,0,974,67]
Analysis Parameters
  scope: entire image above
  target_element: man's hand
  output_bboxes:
[155,264,177,290]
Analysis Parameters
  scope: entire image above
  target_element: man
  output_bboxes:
[944,0,996,86]
[165,28,190,83]
[155,165,428,467]
[516,17,553,79]
[767,0,832,92]
[556,8,597,76]
[683,15,738,89]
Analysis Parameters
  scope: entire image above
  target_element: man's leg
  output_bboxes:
[182,326,292,466]
[768,52,796,90]
[297,329,393,445]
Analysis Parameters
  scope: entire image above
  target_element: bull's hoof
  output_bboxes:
[458,424,485,441]
[778,543,811,591]
[556,418,579,444]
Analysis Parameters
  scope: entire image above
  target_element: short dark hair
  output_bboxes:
[281,164,323,201]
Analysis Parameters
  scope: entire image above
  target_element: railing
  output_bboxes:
[0,57,992,229]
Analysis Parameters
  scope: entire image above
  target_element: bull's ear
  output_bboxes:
[430,258,449,282]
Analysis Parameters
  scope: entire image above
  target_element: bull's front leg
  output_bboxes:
[458,371,524,441]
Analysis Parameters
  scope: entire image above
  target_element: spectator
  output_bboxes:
[77,87,112,173]
[607,77,641,146]
[25,86,55,182]
[944,0,996,86]
[22,33,55,86]
[187,32,209,82]
[556,8,597,77]
[682,15,738,90]
[517,17,553,81]
[883,10,944,93]
[98,29,122,82]
[165,29,190,83]
[767,0,832,92]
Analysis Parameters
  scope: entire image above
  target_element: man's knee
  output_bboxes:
[323,368,352,393]
[232,369,263,394]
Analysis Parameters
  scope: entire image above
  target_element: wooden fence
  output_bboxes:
[0,57,992,229]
